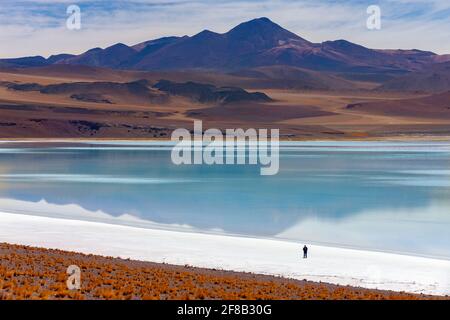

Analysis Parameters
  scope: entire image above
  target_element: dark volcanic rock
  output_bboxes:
[70,93,113,104]
[153,80,272,104]
[4,82,45,91]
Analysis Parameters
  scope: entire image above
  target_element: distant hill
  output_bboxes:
[2,78,271,105]
[2,79,165,104]
[0,54,76,68]
[58,43,137,68]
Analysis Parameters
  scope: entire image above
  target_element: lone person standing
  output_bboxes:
[303,245,308,259]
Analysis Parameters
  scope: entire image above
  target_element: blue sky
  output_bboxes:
[0,0,449,58]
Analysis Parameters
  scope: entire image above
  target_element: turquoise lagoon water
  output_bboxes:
[0,141,450,259]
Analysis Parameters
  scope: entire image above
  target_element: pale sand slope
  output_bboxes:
[0,211,449,296]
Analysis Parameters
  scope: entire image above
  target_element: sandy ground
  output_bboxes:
[2,69,450,139]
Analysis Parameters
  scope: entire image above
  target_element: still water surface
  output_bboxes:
[0,141,449,258]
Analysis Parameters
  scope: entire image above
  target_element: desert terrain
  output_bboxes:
[1,65,449,140]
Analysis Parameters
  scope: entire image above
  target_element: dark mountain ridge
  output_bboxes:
[2,17,446,75]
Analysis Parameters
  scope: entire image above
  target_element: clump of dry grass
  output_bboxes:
[0,242,445,300]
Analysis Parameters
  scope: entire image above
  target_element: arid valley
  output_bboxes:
[1,64,450,140]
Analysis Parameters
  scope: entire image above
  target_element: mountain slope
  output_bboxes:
[377,62,450,93]
[347,90,450,118]
[229,65,358,90]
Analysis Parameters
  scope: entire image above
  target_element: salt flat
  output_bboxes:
[1,211,449,295]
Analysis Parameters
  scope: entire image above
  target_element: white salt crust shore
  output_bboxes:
[1,211,449,296]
